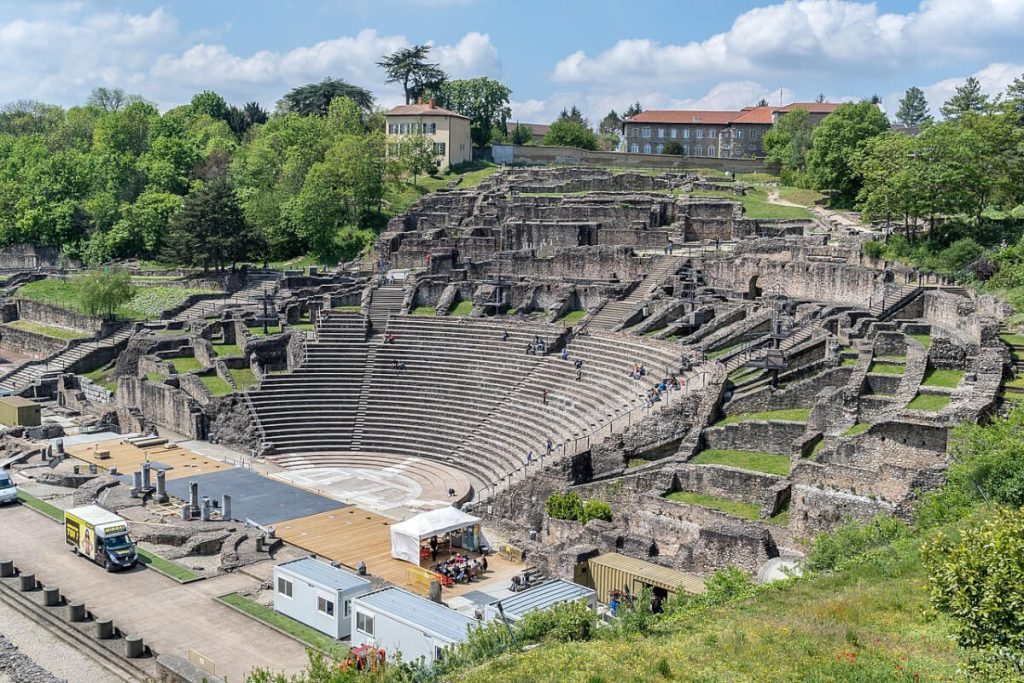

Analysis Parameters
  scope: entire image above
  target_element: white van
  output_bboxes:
[0,471,17,505]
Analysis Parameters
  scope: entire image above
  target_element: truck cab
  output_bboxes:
[0,471,17,505]
[65,505,138,572]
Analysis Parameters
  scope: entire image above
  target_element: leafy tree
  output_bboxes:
[434,77,512,146]
[277,78,374,116]
[895,86,932,126]
[325,97,364,137]
[1004,73,1024,122]
[378,45,446,105]
[397,134,439,186]
[508,122,533,145]
[545,491,584,520]
[164,178,257,270]
[86,87,144,113]
[556,105,589,129]
[543,120,598,150]
[756,97,769,107]
[226,101,268,140]
[923,507,1024,678]
[624,101,643,118]
[580,499,612,524]
[663,140,684,155]
[599,110,623,135]
[941,76,989,120]
[805,101,890,206]
[79,267,135,319]
[189,91,229,121]
[762,108,813,172]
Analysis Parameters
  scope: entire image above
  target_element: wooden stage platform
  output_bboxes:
[66,438,230,480]
[276,507,523,597]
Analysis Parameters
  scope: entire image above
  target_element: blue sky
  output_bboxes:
[0,0,1022,123]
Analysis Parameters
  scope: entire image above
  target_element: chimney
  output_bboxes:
[429,97,436,109]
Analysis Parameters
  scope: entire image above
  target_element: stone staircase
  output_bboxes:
[0,325,134,393]
[177,270,282,320]
[587,255,684,331]
[367,285,405,332]
[869,285,922,320]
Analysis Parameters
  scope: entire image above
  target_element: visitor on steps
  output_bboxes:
[542,389,548,405]
[448,487,456,498]
[502,329,509,342]
[546,437,553,454]
[574,358,583,370]
[526,343,535,356]
[576,368,583,382]
[526,450,533,465]
[560,348,569,361]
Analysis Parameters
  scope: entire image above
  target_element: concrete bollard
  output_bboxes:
[221,494,231,521]
[255,536,263,552]
[96,619,114,639]
[0,560,14,577]
[18,574,35,591]
[67,602,86,622]
[124,635,145,658]
[42,586,60,607]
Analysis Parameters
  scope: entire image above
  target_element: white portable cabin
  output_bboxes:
[483,579,597,622]
[273,557,371,639]
[351,587,478,663]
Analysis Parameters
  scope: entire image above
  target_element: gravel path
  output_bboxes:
[0,601,118,683]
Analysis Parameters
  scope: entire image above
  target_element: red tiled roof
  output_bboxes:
[386,104,469,119]
[729,106,777,125]
[625,110,738,125]
[776,102,842,114]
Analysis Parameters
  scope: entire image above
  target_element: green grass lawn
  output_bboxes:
[642,327,666,337]
[875,355,907,362]
[229,368,257,391]
[557,309,586,325]
[81,365,117,392]
[665,491,762,520]
[999,333,1024,347]
[868,362,905,375]
[464,536,956,683]
[691,449,791,476]
[218,593,347,657]
[15,279,218,320]
[17,490,62,521]
[909,333,932,350]
[289,322,315,331]
[170,357,203,374]
[2,319,88,340]
[921,368,963,388]
[248,325,282,336]
[736,172,779,183]
[200,375,234,396]
[689,187,812,220]
[715,408,811,425]
[841,356,859,366]
[332,304,361,312]
[906,393,951,411]
[842,422,871,437]
[448,301,474,316]
[212,342,244,357]
[1005,375,1024,389]
[707,341,744,360]
[146,373,166,383]
[777,186,825,206]
[626,458,650,469]
[136,548,202,583]
[411,306,436,316]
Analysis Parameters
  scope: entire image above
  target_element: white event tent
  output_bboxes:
[390,506,482,564]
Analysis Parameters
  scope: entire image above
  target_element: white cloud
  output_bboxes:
[552,0,1024,88]
[0,6,502,111]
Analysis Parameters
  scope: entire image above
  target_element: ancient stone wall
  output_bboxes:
[116,377,206,439]
[0,324,66,356]
[16,299,104,332]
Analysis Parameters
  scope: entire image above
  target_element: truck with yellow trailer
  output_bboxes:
[64,505,138,572]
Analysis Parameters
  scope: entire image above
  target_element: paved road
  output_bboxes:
[0,504,311,682]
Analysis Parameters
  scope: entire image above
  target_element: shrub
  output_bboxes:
[923,507,1024,678]
[938,237,984,273]
[803,514,909,573]
[968,255,998,281]
[862,240,886,260]
[545,491,584,521]
[580,499,612,524]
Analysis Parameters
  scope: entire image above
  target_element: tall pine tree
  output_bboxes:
[164,178,260,271]
[941,77,989,120]
[895,86,932,126]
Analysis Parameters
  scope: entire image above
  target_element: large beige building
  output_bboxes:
[385,101,472,170]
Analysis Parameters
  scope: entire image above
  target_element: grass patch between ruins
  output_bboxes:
[715,408,811,425]
[843,422,871,437]
[691,449,791,476]
[868,362,904,375]
[2,319,88,340]
[999,333,1024,347]
[448,301,474,316]
[201,375,234,396]
[332,304,361,312]
[707,341,744,359]
[558,309,586,325]
[170,357,203,374]
[15,278,217,320]
[626,458,650,469]
[412,306,436,316]
[213,343,244,357]
[841,356,859,366]
[689,187,812,220]
[218,593,347,657]
[909,333,932,350]
[921,368,963,388]
[777,186,825,206]
[664,491,762,520]
[906,393,951,411]
[249,325,283,336]
[136,548,202,583]
[229,368,257,391]
[81,365,117,392]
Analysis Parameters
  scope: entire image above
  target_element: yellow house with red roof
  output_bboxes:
[385,100,472,170]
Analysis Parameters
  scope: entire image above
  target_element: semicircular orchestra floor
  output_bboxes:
[266,451,472,516]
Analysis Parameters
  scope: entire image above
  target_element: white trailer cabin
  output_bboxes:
[483,579,597,622]
[274,557,371,639]
[350,587,478,664]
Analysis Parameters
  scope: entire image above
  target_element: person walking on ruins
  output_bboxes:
[542,389,548,405]
[546,437,553,454]
[576,368,583,382]
[502,329,509,342]
[526,450,533,466]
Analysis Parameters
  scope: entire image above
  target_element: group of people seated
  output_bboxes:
[645,376,683,406]
[630,362,647,380]
[433,553,488,584]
